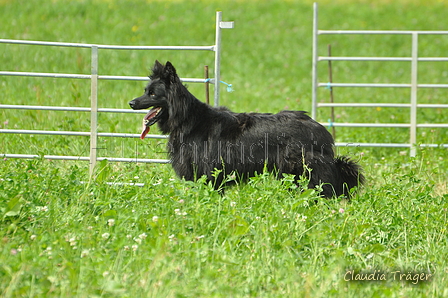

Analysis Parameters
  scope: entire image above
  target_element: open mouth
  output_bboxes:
[140,107,162,139]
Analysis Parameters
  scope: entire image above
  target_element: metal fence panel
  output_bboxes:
[312,3,448,156]
[0,12,234,174]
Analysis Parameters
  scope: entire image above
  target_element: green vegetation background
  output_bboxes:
[1,0,447,297]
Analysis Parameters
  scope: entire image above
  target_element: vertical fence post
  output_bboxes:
[213,12,234,107]
[410,33,418,157]
[312,2,319,120]
[327,44,336,139]
[204,65,210,105]
[89,45,99,176]
[214,11,223,107]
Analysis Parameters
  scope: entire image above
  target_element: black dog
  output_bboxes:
[129,61,364,197]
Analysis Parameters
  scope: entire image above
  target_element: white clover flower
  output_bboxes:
[152,216,159,222]
[69,237,77,246]
[107,219,115,227]
[102,233,110,239]
[132,245,138,251]
[138,233,147,239]
[81,250,89,258]
[168,234,178,244]
[174,209,187,216]
[30,235,37,240]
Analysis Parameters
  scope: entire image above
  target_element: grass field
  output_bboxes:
[1,0,448,297]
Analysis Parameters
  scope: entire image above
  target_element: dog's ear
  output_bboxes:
[162,61,178,84]
[154,60,163,68]
[151,60,165,78]
[151,60,177,83]
[164,61,177,77]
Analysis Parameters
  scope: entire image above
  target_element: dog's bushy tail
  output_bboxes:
[334,156,365,197]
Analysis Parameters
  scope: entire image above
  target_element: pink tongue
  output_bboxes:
[140,124,150,139]
[139,108,160,140]
[140,125,149,140]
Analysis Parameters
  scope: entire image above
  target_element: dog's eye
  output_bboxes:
[150,93,156,97]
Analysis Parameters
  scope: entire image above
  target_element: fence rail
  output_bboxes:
[0,154,169,164]
[312,2,448,156]
[0,11,234,175]
[0,38,216,51]
[0,71,212,83]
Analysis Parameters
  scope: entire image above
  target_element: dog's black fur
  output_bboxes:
[129,61,364,197]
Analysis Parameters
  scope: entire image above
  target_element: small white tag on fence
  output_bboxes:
[220,21,234,29]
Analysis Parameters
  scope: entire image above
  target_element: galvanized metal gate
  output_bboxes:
[0,12,234,175]
[312,3,448,156]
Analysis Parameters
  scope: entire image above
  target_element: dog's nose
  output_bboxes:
[129,100,136,109]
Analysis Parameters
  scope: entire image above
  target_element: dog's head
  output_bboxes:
[129,60,178,137]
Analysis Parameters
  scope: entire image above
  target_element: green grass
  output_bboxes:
[1,0,448,297]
